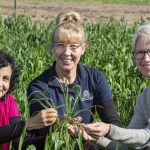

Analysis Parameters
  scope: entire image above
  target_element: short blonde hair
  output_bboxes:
[132,22,150,50]
[51,11,86,48]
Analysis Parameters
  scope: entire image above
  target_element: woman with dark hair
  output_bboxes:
[0,50,58,150]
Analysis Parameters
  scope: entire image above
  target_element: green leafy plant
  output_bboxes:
[28,79,95,149]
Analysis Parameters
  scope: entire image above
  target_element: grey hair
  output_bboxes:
[132,22,150,50]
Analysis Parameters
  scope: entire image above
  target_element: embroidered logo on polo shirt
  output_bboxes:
[81,90,93,101]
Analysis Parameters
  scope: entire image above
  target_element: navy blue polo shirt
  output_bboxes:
[27,62,120,125]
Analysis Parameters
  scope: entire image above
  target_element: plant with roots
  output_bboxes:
[19,78,101,150]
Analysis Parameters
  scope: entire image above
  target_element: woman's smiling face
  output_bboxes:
[0,65,12,98]
[54,41,85,72]
[135,36,150,77]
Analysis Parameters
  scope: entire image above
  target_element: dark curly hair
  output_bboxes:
[0,50,20,92]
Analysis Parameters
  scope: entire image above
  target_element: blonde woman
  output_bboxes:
[27,11,120,149]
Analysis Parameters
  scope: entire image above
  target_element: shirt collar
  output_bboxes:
[48,62,87,89]
[47,62,60,88]
[77,63,87,79]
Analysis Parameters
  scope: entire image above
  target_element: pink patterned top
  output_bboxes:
[0,94,20,150]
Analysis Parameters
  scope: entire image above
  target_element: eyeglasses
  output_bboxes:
[134,49,150,60]
[54,42,82,52]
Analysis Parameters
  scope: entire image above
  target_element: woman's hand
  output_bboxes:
[67,116,83,136]
[83,122,110,140]
[67,116,95,141]
[27,108,58,130]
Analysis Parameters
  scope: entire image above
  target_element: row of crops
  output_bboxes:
[0,15,149,127]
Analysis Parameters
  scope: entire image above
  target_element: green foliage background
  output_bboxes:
[0,15,150,126]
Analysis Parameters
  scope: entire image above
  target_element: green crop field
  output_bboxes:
[0,14,150,149]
